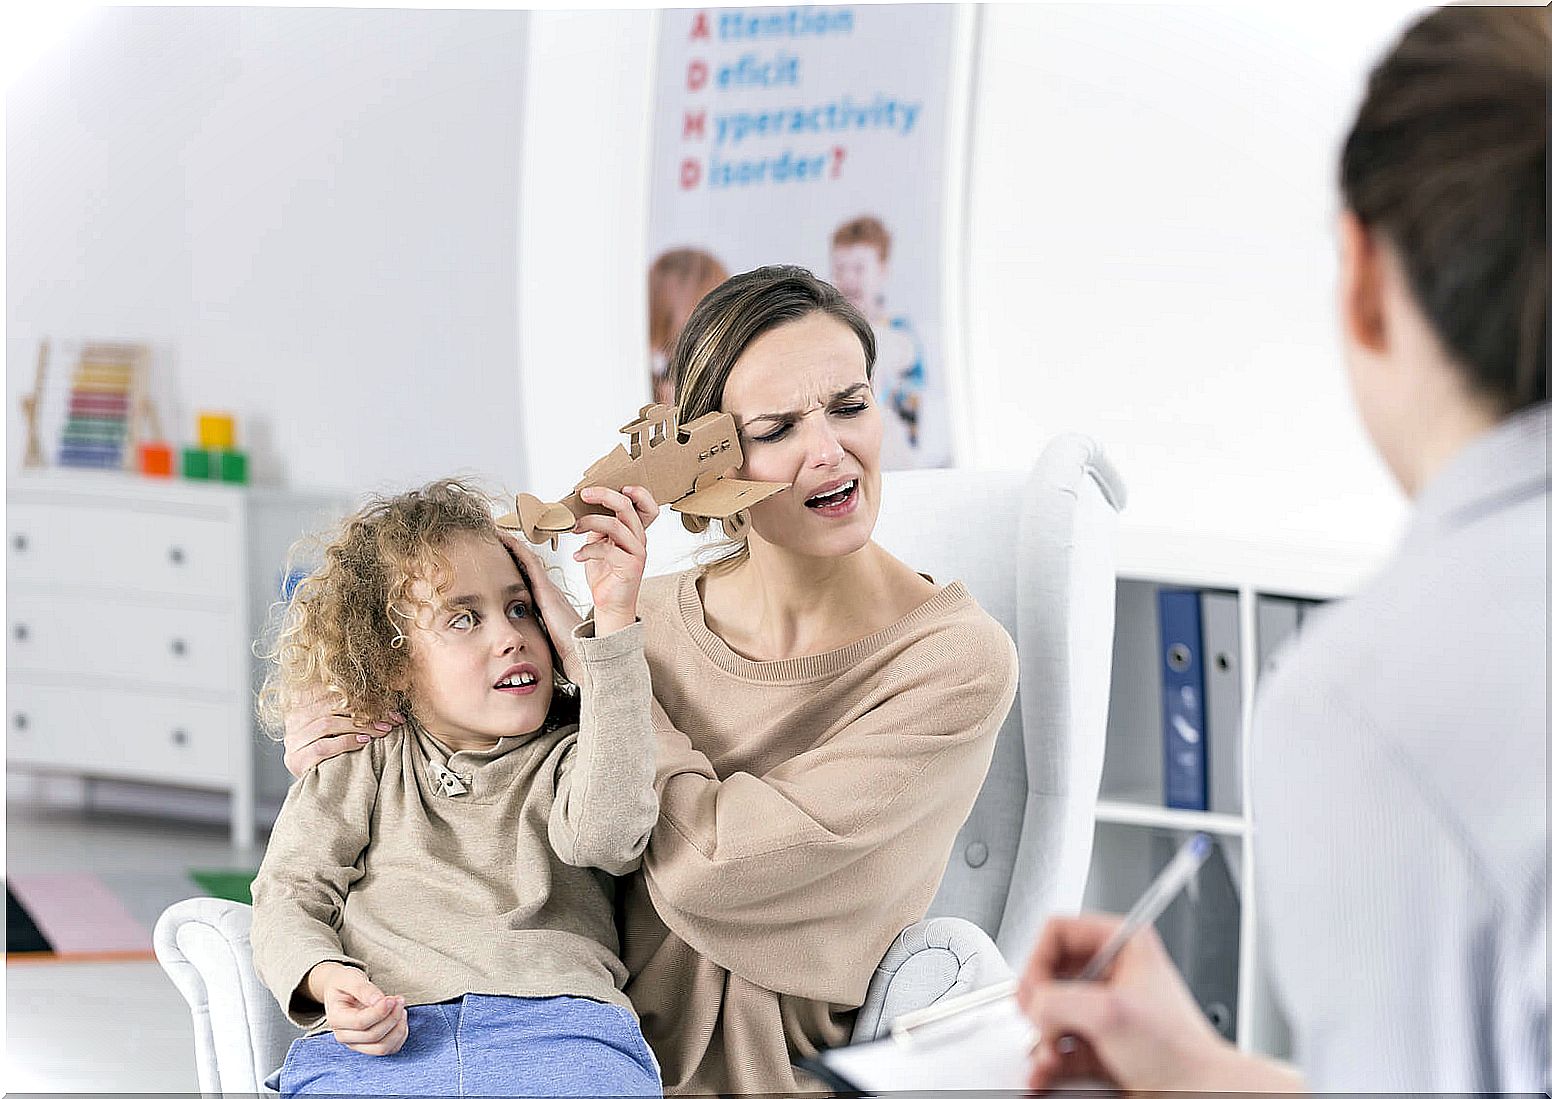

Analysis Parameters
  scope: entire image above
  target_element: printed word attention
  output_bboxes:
[688,8,856,42]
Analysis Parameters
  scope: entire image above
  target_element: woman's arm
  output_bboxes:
[250,743,383,1029]
[547,619,659,875]
[642,624,1019,1004]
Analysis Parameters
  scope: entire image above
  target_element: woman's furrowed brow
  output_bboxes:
[741,383,871,425]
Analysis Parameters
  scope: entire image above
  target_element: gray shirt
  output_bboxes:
[1252,402,1548,1093]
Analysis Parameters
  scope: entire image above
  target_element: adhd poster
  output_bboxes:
[649,4,958,469]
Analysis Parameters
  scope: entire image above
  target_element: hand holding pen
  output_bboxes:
[1016,833,1246,1091]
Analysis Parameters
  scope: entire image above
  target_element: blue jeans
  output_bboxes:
[276,994,661,1097]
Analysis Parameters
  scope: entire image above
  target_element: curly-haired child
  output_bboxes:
[250,478,663,1097]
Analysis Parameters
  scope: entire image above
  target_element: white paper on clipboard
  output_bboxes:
[816,994,1038,1091]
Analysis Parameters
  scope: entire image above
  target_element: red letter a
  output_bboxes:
[690,12,711,40]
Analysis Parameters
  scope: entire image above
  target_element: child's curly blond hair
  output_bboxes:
[257,478,573,738]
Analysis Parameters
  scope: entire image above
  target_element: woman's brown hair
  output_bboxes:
[668,264,876,570]
[1340,5,1547,412]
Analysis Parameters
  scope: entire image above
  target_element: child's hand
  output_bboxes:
[307,962,409,1056]
[572,485,659,636]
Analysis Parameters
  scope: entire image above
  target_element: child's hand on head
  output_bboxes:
[572,485,659,636]
[306,962,409,1056]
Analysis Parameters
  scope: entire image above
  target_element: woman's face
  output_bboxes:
[720,312,882,560]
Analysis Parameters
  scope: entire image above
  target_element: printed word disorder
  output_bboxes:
[676,6,924,192]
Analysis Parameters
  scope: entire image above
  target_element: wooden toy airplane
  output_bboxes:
[498,403,790,545]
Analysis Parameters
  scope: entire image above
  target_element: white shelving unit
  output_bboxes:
[6,469,348,846]
[1083,523,1388,1058]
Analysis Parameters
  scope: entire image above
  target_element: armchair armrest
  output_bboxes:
[852,917,1014,1044]
[153,897,300,1094]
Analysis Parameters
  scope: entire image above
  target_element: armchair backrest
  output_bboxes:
[869,436,1125,966]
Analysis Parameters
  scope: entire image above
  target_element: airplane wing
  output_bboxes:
[673,477,789,518]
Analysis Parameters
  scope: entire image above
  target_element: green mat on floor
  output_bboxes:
[188,869,258,904]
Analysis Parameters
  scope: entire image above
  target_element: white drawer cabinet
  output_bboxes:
[9,682,238,787]
[9,595,243,691]
[6,471,348,847]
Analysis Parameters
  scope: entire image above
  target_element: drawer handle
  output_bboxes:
[169,546,187,566]
[13,623,28,643]
[170,638,188,658]
[12,533,27,553]
[14,712,28,732]
[171,728,190,747]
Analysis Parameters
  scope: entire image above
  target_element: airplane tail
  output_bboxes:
[496,492,576,543]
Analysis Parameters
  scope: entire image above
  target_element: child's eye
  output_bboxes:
[507,602,530,621]
[448,610,477,631]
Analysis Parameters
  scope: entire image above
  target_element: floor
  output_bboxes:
[6,799,264,1091]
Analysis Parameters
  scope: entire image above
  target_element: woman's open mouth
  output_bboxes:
[803,479,859,518]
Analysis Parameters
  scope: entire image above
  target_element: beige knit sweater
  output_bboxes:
[251,621,657,1031]
[620,569,1019,1094]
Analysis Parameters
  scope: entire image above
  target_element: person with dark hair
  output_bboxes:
[1018,7,1547,1093]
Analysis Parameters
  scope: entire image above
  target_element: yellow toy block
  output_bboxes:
[197,412,236,450]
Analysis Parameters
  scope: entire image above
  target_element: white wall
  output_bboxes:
[964,2,1425,549]
[6,6,530,497]
[515,10,655,502]
[9,3,1433,554]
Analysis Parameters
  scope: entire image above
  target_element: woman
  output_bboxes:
[1018,7,1547,1093]
[283,266,1020,1093]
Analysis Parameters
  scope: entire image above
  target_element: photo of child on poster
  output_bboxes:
[829,215,931,469]
[648,4,958,468]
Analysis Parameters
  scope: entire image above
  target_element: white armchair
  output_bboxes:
[155,434,1126,1090]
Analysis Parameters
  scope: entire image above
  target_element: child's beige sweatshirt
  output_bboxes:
[251,621,657,1031]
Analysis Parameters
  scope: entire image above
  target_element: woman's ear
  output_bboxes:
[1339,209,1388,357]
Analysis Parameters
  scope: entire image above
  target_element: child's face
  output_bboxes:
[405,532,556,750]
[829,243,887,315]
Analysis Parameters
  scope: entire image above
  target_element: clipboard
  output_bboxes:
[799,834,1213,1092]
[797,980,1037,1092]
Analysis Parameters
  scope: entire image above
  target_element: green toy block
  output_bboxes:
[217,449,248,485]
[181,447,213,480]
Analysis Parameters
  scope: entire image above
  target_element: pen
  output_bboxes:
[1077,830,1214,980]
[1045,830,1213,1054]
